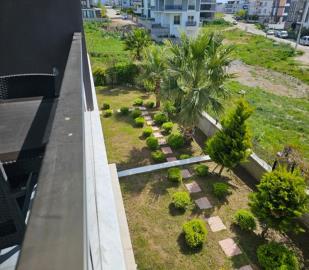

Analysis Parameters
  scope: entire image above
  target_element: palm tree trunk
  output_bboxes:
[155,79,160,108]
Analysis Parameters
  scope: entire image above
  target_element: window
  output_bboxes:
[188,15,194,22]
[174,15,180,25]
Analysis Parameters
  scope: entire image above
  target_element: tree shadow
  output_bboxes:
[168,203,186,216]
[193,127,208,150]
[117,146,151,171]
[149,176,169,200]
[177,233,203,255]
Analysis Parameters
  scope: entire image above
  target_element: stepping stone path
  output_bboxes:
[166,157,177,162]
[138,106,146,111]
[181,169,192,179]
[161,146,173,154]
[152,126,160,131]
[144,116,152,121]
[185,181,201,193]
[146,120,154,125]
[158,138,167,145]
[206,216,226,232]
[153,132,163,138]
[238,266,253,270]
[195,197,212,210]
[141,111,149,116]
[219,238,242,257]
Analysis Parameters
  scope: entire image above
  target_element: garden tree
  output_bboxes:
[163,32,233,139]
[236,9,247,19]
[249,167,309,236]
[206,99,253,175]
[140,45,166,107]
[124,28,152,60]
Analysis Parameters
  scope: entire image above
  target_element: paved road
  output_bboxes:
[106,7,122,19]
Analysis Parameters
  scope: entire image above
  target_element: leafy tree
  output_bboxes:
[249,167,309,236]
[164,32,233,139]
[236,9,247,19]
[124,28,152,60]
[140,45,166,107]
[206,99,253,175]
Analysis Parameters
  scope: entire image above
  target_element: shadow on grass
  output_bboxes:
[168,203,186,216]
[117,146,151,171]
[97,85,145,97]
[177,233,203,255]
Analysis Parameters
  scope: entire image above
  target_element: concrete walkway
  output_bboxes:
[117,155,210,177]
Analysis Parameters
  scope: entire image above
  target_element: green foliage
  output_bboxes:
[134,117,145,127]
[179,154,191,160]
[151,150,165,163]
[206,99,253,170]
[142,127,153,137]
[103,109,113,117]
[162,122,174,134]
[163,101,176,117]
[182,219,207,248]
[133,98,143,106]
[213,182,230,199]
[154,112,168,125]
[233,209,256,231]
[105,63,138,86]
[204,18,231,26]
[249,167,309,233]
[131,109,142,119]
[145,100,155,108]
[146,136,158,150]
[93,66,106,86]
[167,167,182,183]
[167,133,185,149]
[236,9,247,18]
[171,192,191,210]
[102,103,110,110]
[257,242,299,270]
[194,164,209,177]
[120,106,130,115]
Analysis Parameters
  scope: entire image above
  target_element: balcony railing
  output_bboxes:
[188,4,196,9]
[164,4,183,10]
[186,21,197,26]
[200,0,215,3]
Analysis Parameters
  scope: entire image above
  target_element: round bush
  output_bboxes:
[145,100,155,108]
[120,106,129,115]
[133,98,143,106]
[233,209,256,231]
[195,164,209,177]
[179,154,191,160]
[131,109,142,119]
[103,109,112,117]
[154,112,168,126]
[134,117,145,127]
[213,182,230,199]
[93,66,106,86]
[172,192,191,210]
[146,136,158,150]
[183,219,207,248]
[167,133,185,149]
[167,167,182,183]
[142,127,153,137]
[102,103,110,110]
[162,122,174,134]
[151,150,165,163]
[257,242,299,270]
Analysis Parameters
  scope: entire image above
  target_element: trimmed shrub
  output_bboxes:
[105,63,138,85]
[172,192,191,210]
[131,109,142,119]
[167,133,185,149]
[194,164,209,177]
[154,112,168,125]
[257,242,299,270]
[179,154,191,160]
[183,219,207,248]
[167,167,182,183]
[146,136,158,150]
[134,117,145,127]
[142,127,153,137]
[145,100,155,108]
[213,182,230,199]
[102,103,110,110]
[103,109,113,117]
[162,122,174,134]
[151,150,165,163]
[233,209,256,231]
[120,106,130,115]
[133,98,143,106]
[93,66,106,86]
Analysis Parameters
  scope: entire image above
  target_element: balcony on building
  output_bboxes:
[186,20,197,26]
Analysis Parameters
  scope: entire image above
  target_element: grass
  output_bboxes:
[120,162,265,270]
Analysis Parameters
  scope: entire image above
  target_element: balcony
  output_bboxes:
[186,21,197,26]
[164,5,183,10]
[200,0,215,3]
[188,4,196,9]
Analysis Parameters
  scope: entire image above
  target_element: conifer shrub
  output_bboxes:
[142,127,153,137]
[151,150,165,163]
[179,154,191,160]
[162,122,174,134]
[172,192,191,210]
[154,112,168,125]
[134,117,145,127]
[194,164,209,177]
[233,209,256,231]
[167,133,185,149]
[102,103,110,110]
[182,219,207,248]
[103,109,113,117]
[120,106,130,115]
[131,109,142,119]
[213,182,230,199]
[145,100,155,108]
[167,167,182,183]
[133,98,143,106]
[146,136,158,150]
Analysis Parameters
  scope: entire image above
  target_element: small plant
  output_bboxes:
[233,209,256,231]
[142,127,153,137]
[151,150,165,163]
[120,106,129,115]
[162,122,174,134]
[179,154,191,160]
[131,109,142,119]
[167,167,182,183]
[103,109,113,117]
[182,219,207,248]
[213,182,230,199]
[167,133,185,149]
[145,100,155,108]
[135,117,145,127]
[172,192,191,210]
[102,103,110,110]
[194,164,209,177]
[146,136,158,150]
[133,98,143,106]
[154,112,168,125]
[257,242,299,270]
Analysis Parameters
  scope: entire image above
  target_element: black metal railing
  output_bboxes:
[186,21,197,26]
[164,4,183,10]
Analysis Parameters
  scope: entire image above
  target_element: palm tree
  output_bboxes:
[163,32,233,139]
[140,45,166,108]
[124,28,152,60]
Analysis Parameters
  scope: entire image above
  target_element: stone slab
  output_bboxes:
[206,216,226,232]
[152,126,160,131]
[195,197,212,209]
[158,138,167,145]
[185,181,202,193]
[153,132,163,138]
[144,116,152,121]
[141,111,149,116]
[166,157,177,162]
[238,266,253,270]
[219,238,242,257]
[146,120,154,126]
[181,169,192,179]
[161,146,173,154]
[138,106,146,111]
